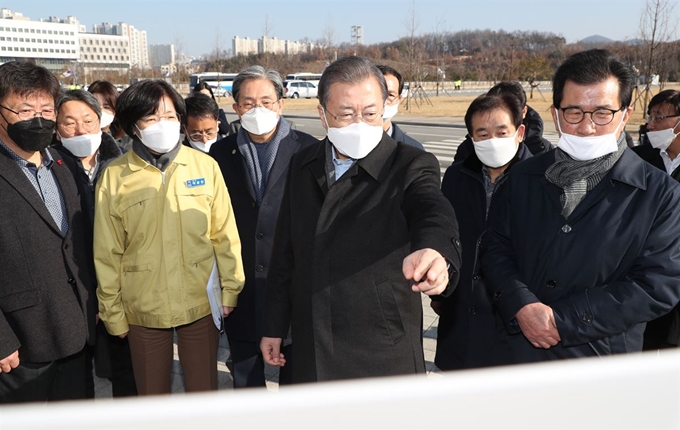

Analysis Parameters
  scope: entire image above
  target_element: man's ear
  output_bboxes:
[318,104,328,130]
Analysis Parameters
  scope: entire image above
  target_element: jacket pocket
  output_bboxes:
[374,279,406,344]
[0,289,41,313]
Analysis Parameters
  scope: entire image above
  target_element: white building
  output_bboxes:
[233,35,315,56]
[94,22,149,69]
[78,32,130,82]
[0,8,79,74]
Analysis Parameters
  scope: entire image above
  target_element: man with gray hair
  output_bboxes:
[260,56,461,383]
[210,65,318,387]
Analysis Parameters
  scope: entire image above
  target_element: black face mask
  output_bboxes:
[6,116,56,152]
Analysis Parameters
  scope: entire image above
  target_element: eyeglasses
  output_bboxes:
[559,106,622,126]
[58,119,100,135]
[139,113,180,125]
[325,108,383,127]
[188,130,218,141]
[238,100,279,111]
[0,104,56,121]
[647,114,680,123]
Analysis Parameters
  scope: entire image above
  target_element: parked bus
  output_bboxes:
[189,72,238,97]
[285,73,322,85]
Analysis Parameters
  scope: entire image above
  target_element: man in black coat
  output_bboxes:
[434,92,533,371]
[260,57,461,383]
[482,49,680,364]
[633,89,680,349]
[0,62,97,403]
[376,65,424,150]
[210,66,319,388]
[453,81,552,163]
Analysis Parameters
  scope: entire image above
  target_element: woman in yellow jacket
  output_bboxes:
[94,80,245,395]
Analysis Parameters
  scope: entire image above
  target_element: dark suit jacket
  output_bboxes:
[391,123,424,150]
[263,134,461,383]
[210,128,319,343]
[0,147,96,363]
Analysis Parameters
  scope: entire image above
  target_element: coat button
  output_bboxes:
[469,306,477,315]
[454,239,461,247]
[561,225,572,233]
[256,232,264,240]
[255,265,264,272]
[473,273,481,280]
[493,291,502,300]
[546,279,557,288]
[68,278,75,285]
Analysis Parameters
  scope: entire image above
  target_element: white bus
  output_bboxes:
[189,72,238,97]
[285,72,323,85]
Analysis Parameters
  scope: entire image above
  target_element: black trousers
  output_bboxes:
[0,348,89,404]
[227,338,292,388]
[92,323,138,397]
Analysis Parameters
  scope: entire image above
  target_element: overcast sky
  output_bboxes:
[2,0,675,57]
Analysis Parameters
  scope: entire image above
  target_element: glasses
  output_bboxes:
[188,130,218,141]
[0,104,56,121]
[139,113,180,125]
[559,106,622,126]
[647,114,680,123]
[58,119,100,135]
[326,108,383,127]
[238,100,279,111]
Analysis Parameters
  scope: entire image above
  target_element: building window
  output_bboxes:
[20,48,25,52]
[38,48,43,52]
[30,29,35,33]
[31,39,35,42]
[19,38,23,42]
[12,37,17,42]
[32,48,36,52]
[48,30,52,34]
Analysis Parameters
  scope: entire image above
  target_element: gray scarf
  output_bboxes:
[545,132,627,218]
[237,117,290,204]
[132,138,181,172]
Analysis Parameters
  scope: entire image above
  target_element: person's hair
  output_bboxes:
[192,81,215,100]
[0,61,60,105]
[184,93,219,123]
[231,65,284,104]
[647,89,680,116]
[487,81,526,107]
[376,65,404,95]
[552,49,635,110]
[87,80,119,111]
[115,79,186,137]
[318,56,387,108]
[464,93,524,135]
[56,90,102,120]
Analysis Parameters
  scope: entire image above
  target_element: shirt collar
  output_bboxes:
[0,139,52,168]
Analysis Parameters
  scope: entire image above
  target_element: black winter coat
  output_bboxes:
[632,144,680,347]
[436,144,532,370]
[210,127,319,343]
[482,149,680,363]
[391,123,424,150]
[262,134,461,383]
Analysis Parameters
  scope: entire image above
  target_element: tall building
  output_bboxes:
[93,21,149,69]
[232,36,259,56]
[0,8,79,74]
[351,26,364,45]
[149,44,175,68]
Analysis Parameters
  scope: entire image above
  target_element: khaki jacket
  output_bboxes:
[94,145,244,335]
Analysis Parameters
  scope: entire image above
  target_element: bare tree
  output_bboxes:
[322,17,336,62]
[637,0,677,116]
[403,1,420,111]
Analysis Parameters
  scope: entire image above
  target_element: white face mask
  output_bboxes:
[100,111,115,129]
[555,114,624,161]
[240,106,279,136]
[647,118,680,151]
[472,129,520,168]
[189,137,217,153]
[136,121,180,154]
[383,103,399,121]
[60,130,102,157]
[323,109,383,159]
